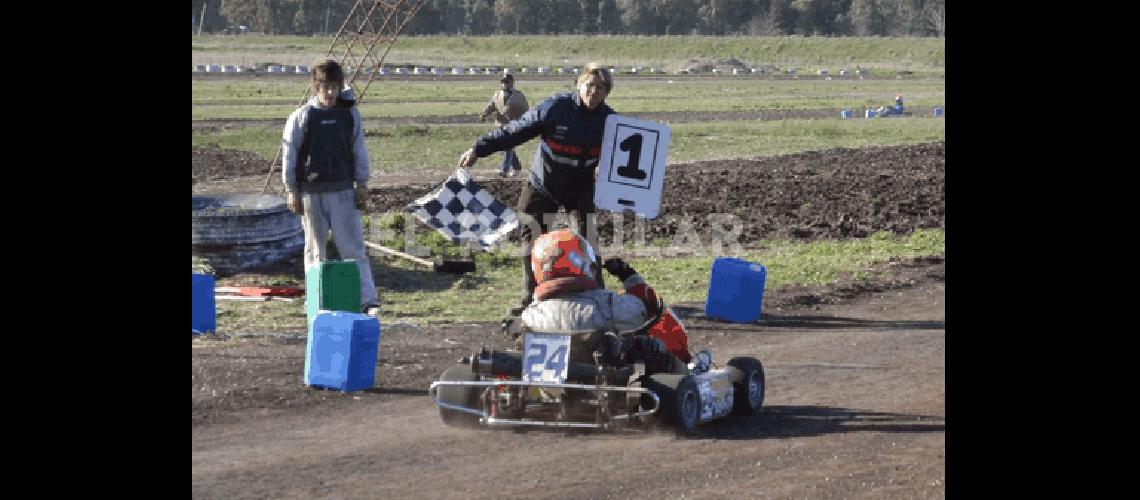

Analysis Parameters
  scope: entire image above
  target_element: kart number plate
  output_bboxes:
[522,334,571,383]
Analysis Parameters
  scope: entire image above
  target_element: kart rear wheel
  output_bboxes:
[643,374,702,432]
[728,357,765,416]
[437,365,482,427]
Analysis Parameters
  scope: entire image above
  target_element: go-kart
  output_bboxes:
[428,303,765,432]
[877,105,908,117]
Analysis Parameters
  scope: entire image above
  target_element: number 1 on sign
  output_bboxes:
[617,133,646,180]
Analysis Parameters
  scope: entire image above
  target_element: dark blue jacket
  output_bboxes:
[472,92,615,206]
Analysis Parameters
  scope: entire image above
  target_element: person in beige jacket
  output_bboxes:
[479,73,529,177]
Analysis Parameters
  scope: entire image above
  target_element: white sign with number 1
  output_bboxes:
[594,114,670,219]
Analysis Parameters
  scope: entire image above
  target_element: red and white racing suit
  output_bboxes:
[519,273,692,364]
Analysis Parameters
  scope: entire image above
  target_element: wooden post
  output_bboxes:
[197,2,207,36]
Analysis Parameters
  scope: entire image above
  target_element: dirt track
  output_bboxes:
[192,257,944,498]
[192,142,944,498]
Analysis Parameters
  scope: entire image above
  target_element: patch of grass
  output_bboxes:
[192,78,946,119]
[193,118,944,174]
[667,118,944,163]
[210,228,944,333]
[612,228,946,303]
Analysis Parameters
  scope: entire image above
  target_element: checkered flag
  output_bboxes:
[405,168,519,251]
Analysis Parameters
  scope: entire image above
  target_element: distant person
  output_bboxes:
[878,94,905,117]
[281,59,380,317]
[479,73,529,177]
[458,62,615,317]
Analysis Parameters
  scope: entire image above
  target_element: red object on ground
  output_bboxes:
[236,286,304,297]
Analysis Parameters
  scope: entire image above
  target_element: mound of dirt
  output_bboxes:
[191,141,944,244]
[193,146,273,185]
[366,142,944,244]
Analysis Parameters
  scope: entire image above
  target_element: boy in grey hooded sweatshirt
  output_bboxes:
[281,59,379,316]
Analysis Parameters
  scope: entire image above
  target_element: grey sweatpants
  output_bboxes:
[300,189,379,307]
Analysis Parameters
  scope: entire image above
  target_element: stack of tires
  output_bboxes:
[192,194,304,276]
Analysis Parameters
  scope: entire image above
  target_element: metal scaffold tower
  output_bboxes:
[262,0,426,195]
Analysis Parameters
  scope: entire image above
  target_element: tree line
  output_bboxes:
[194,0,944,37]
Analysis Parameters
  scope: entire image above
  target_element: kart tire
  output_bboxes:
[437,365,481,427]
[643,374,702,432]
[728,357,765,416]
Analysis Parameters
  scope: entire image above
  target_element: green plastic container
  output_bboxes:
[306,260,361,328]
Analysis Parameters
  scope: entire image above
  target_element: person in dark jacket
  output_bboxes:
[458,62,615,316]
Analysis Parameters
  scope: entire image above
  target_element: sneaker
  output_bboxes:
[362,304,382,317]
[507,168,520,178]
[498,170,510,178]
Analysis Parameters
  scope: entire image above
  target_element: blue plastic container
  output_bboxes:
[865,109,877,118]
[932,107,944,117]
[304,311,381,392]
[840,109,854,119]
[192,273,215,333]
[705,257,767,323]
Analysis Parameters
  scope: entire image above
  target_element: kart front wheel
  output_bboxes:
[728,357,765,416]
[643,374,702,432]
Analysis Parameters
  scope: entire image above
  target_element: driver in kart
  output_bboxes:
[513,229,696,373]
